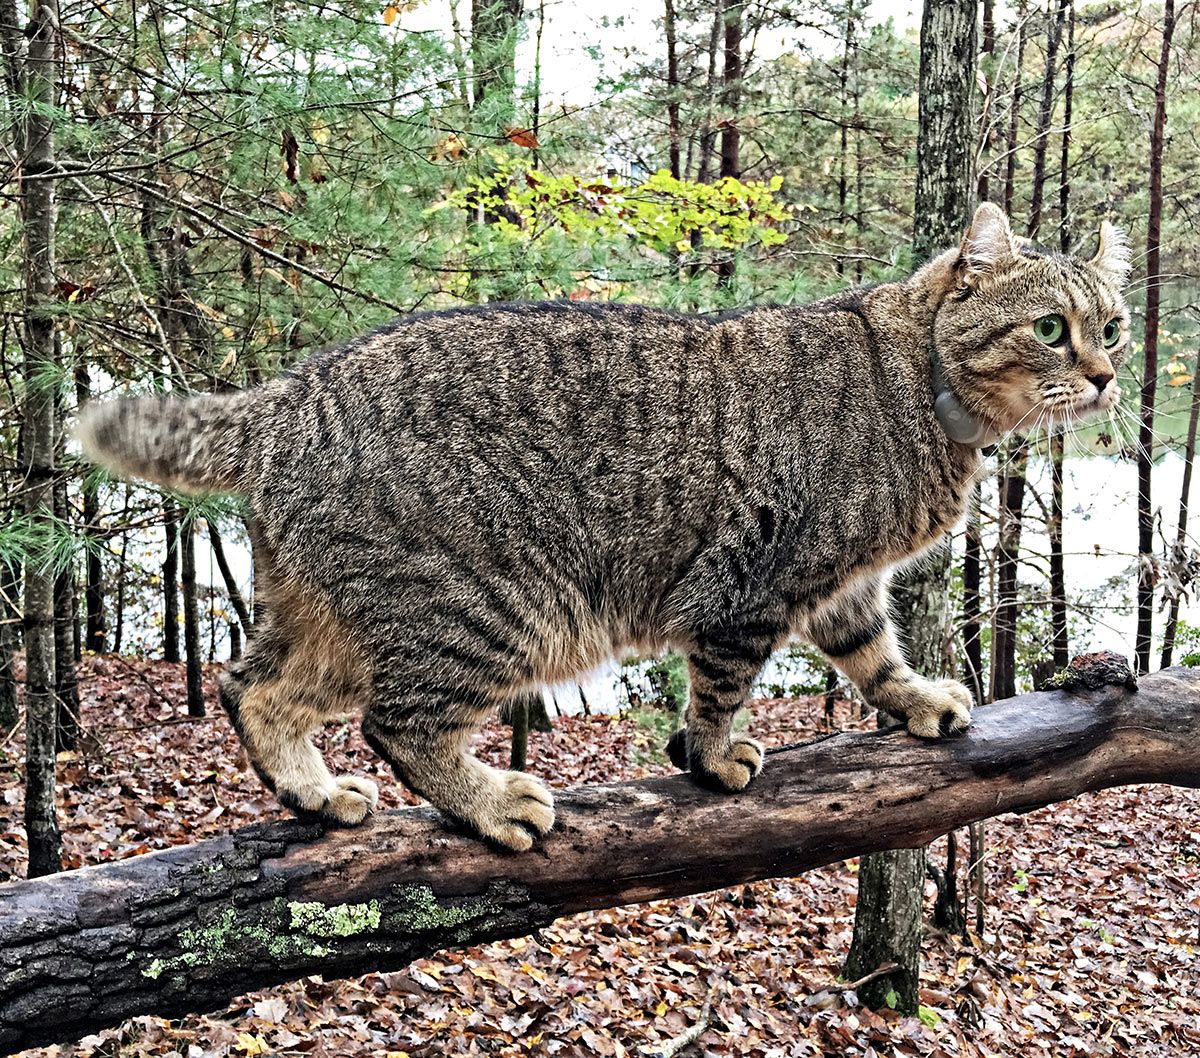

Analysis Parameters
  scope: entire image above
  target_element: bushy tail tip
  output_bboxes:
[76,392,251,495]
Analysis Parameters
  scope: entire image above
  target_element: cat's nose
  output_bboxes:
[1088,370,1114,393]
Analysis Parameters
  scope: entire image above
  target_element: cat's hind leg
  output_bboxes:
[220,589,378,826]
[667,619,784,791]
[361,676,554,852]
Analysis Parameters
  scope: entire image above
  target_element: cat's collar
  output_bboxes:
[930,349,1003,450]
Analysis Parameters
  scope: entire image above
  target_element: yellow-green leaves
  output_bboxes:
[441,160,789,256]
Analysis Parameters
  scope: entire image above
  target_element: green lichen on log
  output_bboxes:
[388,883,502,933]
[288,900,381,937]
[141,903,334,980]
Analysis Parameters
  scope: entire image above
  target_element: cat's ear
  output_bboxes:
[956,202,1018,288]
[1090,220,1133,286]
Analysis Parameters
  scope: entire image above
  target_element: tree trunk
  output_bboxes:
[1002,0,1026,218]
[53,464,80,752]
[848,0,979,1013]
[963,482,984,703]
[665,0,681,181]
[509,696,530,771]
[530,0,544,169]
[75,365,106,653]
[1136,0,1175,673]
[163,506,180,662]
[694,2,723,185]
[993,438,1028,700]
[2,662,1194,1053]
[207,520,252,632]
[836,4,854,276]
[0,559,17,730]
[930,829,966,937]
[968,819,986,937]
[19,0,62,880]
[853,36,865,282]
[1058,0,1074,252]
[53,563,79,752]
[112,488,131,655]
[846,820,926,1010]
[471,0,523,119]
[1026,0,1067,240]
[1161,365,1200,668]
[1048,0,1075,672]
[910,0,977,263]
[181,520,205,717]
[824,665,839,731]
[1050,432,1069,667]
[715,0,743,287]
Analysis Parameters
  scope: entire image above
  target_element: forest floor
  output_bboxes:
[1,656,1199,1058]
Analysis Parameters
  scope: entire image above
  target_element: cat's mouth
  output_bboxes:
[1048,384,1120,426]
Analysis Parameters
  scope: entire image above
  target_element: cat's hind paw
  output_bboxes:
[325,775,379,825]
[277,773,379,828]
[669,728,765,792]
[467,770,556,853]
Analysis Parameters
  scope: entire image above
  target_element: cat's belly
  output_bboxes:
[523,607,668,688]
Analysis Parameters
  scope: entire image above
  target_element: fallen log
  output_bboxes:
[2,664,1199,1053]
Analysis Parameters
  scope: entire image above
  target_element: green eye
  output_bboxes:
[1103,318,1122,348]
[1034,314,1067,345]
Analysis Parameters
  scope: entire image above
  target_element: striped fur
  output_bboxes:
[79,204,1128,850]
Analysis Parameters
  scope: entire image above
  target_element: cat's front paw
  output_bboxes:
[667,728,764,791]
[901,678,973,739]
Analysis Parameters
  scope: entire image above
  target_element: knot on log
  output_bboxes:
[1042,651,1138,693]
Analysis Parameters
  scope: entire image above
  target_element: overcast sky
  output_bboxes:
[400,0,923,108]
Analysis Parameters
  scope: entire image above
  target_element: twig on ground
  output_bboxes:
[644,996,714,1058]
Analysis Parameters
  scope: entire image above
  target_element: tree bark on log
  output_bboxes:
[2,666,1199,1052]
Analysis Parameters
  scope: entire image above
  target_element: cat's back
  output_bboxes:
[288,300,711,399]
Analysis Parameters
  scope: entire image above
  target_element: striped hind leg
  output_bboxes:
[220,589,378,826]
[667,618,785,791]
[361,676,554,852]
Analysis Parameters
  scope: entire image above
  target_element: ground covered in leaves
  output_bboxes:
[2,657,1199,1058]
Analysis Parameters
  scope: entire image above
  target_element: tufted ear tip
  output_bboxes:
[957,203,1018,287]
[971,202,1007,226]
[1091,220,1133,285]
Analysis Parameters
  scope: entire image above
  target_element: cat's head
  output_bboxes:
[931,202,1131,436]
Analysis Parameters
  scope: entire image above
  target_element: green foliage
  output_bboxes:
[643,652,690,713]
[757,643,830,698]
[1173,619,1200,666]
[629,702,678,767]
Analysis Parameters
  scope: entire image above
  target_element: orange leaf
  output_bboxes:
[505,126,539,149]
[1168,375,1193,386]
[383,3,398,24]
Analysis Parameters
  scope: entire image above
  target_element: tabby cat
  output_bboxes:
[79,203,1130,851]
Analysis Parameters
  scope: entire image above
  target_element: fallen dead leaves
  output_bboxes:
[2,657,1198,1057]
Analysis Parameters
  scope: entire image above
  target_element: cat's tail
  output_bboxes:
[76,391,255,495]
